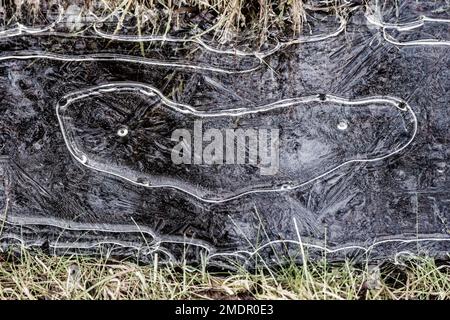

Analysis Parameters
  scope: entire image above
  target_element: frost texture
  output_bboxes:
[0,0,449,267]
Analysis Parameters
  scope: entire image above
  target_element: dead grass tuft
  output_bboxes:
[0,248,449,300]
[1,0,348,43]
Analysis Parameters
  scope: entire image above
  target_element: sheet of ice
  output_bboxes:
[57,83,417,202]
[0,0,449,267]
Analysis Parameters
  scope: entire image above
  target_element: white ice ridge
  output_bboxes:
[0,51,257,74]
[1,173,447,267]
[2,215,450,267]
[365,5,450,46]
[0,4,350,72]
[0,5,259,74]
[0,4,64,38]
[56,82,418,204]
[91,11,348,60]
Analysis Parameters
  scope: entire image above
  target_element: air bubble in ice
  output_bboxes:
[136,177,150,186]
[337,121,348,130]
[80,154,88,164]
[436,162,446,174]
[281,183,293,190]
[117,127,129,137]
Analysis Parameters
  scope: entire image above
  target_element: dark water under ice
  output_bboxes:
[0,0,449,268]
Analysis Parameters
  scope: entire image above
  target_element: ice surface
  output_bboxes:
[57,83,416,202]
[0,0,449,267]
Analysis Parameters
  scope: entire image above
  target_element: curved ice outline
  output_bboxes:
[0,9,258,74]
[1,169,447,264]
[56,82,418,204]
[0,6,349,74]
[365,8,450,46]
[1,217,450,266]
[0,4,64,38]
[92,11,348,60]
[0,51,258,74]
[0,6,259,75]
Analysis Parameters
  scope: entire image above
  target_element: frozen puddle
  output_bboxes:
[57,83,417,203]
[0,0,448,265]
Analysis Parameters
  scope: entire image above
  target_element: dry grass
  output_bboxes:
[94,0,333,36]
[2,0,348,41]
[0,248,449,300]
[1,0,448,301]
